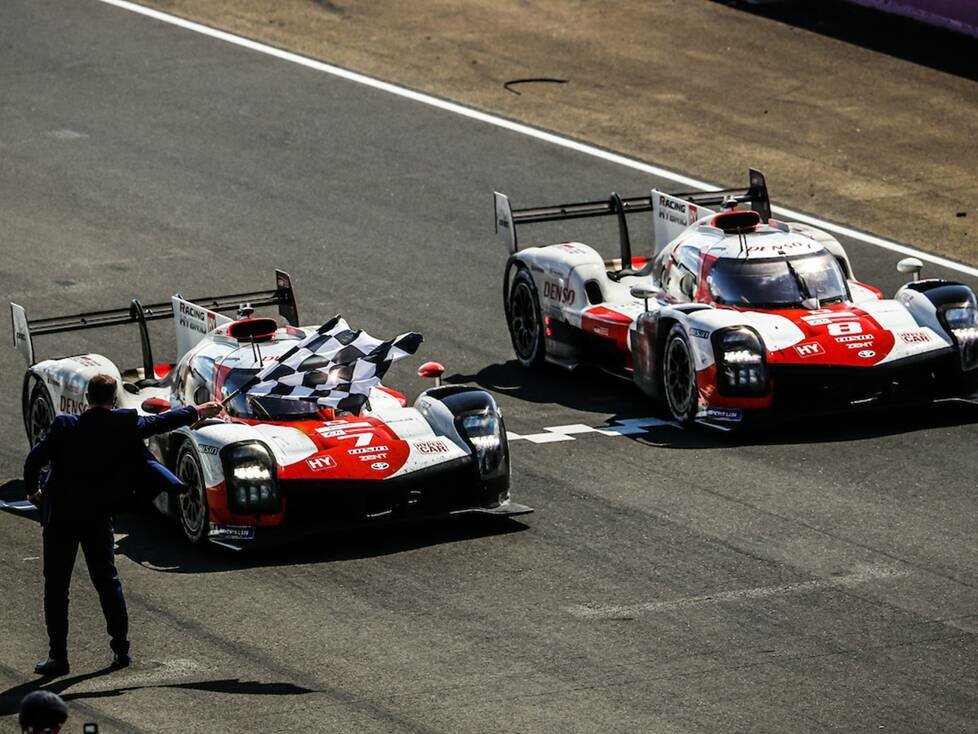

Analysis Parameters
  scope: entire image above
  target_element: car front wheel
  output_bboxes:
[176,443,209,544]
[662,324,698,425]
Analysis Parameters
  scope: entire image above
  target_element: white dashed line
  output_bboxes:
[508,416,677,443]
[566,564,909,619]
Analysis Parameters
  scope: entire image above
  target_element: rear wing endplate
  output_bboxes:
[10,269,300,373]
[494,168,772,261]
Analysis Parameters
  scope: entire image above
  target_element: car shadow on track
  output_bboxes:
[113,512,530,574]
[712,0,978,82]
[452,361,978,449]
[448,361,659,417]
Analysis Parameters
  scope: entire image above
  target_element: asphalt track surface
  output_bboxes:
[1,2,977,732]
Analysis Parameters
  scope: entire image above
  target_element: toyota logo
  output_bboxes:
[857,350,876,359]
[370,462,389,471]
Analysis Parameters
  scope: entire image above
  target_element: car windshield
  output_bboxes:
[707,252,849,308]
[221,368,323,420]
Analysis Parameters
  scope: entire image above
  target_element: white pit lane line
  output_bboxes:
[96,0,978,279]
[566,564,909,620]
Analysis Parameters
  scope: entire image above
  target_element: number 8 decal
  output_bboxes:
[828,321,862,336]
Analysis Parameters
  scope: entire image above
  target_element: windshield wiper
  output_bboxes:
[779,252,818,307]
[247,395,273,420]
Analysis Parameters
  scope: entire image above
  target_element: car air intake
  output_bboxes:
[712,210,761,234]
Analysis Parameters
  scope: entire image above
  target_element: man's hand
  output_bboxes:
[195,401,223,420]
[28,489,43,507]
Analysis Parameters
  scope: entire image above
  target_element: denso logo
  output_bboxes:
[306,456,337,472]
[348,445,388,455]
[794,342,825,358]
[835,334,872,343]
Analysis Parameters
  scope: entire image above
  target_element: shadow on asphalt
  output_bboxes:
[713,0,978,82]
[113,513,530,574]
[453,361,978,449]
[0,478,530,574]
[449,360,658,417]
[0,671,314,718]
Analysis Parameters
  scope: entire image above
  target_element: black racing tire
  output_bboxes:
[27,382,55,446]
[507,268,546,369]
[175,442,209,545]
[662,324,698,425]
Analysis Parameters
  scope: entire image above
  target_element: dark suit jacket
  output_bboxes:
[23,405,199,527]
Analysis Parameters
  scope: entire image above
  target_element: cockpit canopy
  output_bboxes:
[707,252,849,309]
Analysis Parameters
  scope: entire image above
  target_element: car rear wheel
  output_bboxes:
[662,324,698,425]
[508,268,546,368]
[176,443,209,544]
[28,382,55,446]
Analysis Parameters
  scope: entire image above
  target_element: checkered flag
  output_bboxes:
[243,316,422,413]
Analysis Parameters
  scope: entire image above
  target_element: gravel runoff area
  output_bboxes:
[137,0,978,265]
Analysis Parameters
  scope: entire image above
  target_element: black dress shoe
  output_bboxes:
[34,658,70,676]
[110,652,131,669]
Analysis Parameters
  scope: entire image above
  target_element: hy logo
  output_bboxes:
[306,456,336,472]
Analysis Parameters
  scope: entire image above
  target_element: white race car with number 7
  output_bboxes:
[11,271,530,548]
[494,170,978,428]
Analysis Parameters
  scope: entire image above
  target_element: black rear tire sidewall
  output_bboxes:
[176,443,209,544]
[662,324,698,425]
[507,268,546,369]
[28,382,55,446]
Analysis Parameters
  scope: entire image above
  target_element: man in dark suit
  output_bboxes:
[23,373,222,676]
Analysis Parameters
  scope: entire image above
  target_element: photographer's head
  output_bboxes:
[19,690,67,733]
[86,374,118,410]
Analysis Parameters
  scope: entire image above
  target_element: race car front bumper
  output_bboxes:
[698,349,976,428]
[207,457,531,549]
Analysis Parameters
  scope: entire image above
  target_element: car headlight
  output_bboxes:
[458,411,506,478]
[713,327,768,396]
[940,302,978,370]
[221,441,281,514]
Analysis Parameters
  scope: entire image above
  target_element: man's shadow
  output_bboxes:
[0,668,317,717]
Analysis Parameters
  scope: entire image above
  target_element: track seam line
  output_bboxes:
[95,0,978,278]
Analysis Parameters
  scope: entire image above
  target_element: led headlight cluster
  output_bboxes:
[713,327,768,396]
[221,441,281,514]
[458,411,506,478]
[940,302,978,370]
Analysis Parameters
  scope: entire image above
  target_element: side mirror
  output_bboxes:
[630,285,656,312]
[141,397,170,414]
[680,273,696,299]
[897,257,923,281]
[417,361,445,388]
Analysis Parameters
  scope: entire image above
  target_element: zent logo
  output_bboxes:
[370,462,389,471]
[857,350,876,359]
[306,456,337,471]
[794,342,825,358]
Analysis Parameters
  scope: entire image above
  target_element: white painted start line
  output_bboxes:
[96,0,978,280]
[507,417,677,444]
[566,564,908,619]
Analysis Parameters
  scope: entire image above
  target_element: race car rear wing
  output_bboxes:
[493,168,772,263]
[10,270,299,376]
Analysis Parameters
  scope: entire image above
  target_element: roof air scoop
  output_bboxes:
[712,209,761,234]
[228,317,278,342]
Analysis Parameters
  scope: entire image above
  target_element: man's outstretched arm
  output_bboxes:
[135,401,222,438]
[23,416,69,500]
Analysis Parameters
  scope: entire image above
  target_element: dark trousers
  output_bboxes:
[42,519,129,660]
